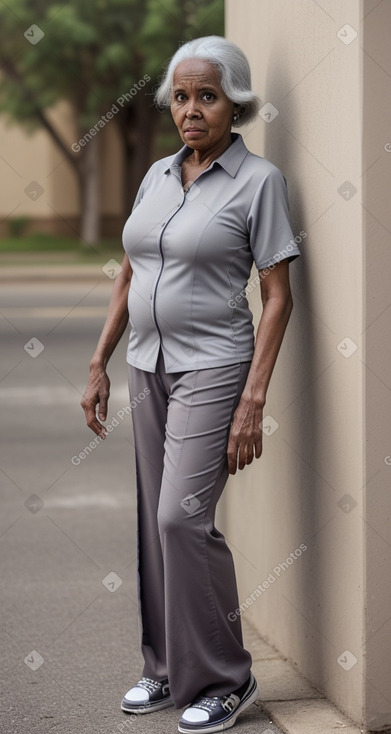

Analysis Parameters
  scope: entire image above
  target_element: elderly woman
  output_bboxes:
[81,35,300,734]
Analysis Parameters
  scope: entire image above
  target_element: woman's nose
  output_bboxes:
[185,99,201,117]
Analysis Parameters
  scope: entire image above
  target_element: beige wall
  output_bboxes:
[363,3,391,728]
[0,100,123,236]
[220,0,391,730]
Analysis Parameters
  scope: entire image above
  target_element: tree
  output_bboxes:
[0,0,224,245]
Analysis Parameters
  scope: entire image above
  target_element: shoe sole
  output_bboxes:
[177,676,259,733]
[121,696,174,714]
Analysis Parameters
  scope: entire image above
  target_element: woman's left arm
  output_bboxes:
[227,259,294,475]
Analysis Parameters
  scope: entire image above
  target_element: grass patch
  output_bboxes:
[0,234,125,265]
[0,234,121,253]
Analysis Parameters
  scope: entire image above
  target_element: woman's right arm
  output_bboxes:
[80,253,132,438]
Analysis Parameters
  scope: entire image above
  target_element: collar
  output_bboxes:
[164,132,248,179]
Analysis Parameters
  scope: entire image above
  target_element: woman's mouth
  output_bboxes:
[184,128,205,135]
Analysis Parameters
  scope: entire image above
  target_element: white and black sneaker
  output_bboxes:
[178,673,258,733]
[121,676,173,713]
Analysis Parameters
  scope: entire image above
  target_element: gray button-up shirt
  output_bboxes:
[122,133,301,373]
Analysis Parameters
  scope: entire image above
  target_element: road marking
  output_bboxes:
[0,384,129,403]
[44,493,125,509]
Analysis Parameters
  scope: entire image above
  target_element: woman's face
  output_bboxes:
[170,59,236,153]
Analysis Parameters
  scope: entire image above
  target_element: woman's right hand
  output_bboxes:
[80,254,132,438]
[81,365,111,438]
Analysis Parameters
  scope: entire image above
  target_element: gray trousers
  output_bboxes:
[127,347,253,708]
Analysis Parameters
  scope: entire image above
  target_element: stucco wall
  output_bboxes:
[362,2,391,728]
[220,1,391,728]
[0,99,123,236]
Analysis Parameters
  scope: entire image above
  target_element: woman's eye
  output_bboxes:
[173,91,215,103]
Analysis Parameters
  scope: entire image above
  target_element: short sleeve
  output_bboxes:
[130,172,148,213]
[247,166,301,270]
[131,185,143,213]
[129,160,160,213]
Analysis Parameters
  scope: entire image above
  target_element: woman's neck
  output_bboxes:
[186,131,233,168]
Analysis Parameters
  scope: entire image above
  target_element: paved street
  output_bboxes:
[0,279,283,734]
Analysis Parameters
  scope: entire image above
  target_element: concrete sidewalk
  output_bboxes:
[0,268,366,734]
[110,616,366,734]
[241,618,364,734]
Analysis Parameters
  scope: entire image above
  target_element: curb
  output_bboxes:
[241,618,365,734]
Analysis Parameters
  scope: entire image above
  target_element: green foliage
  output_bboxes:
[0,233,122,258]
[8,216,30,237]
[0,0,224,131]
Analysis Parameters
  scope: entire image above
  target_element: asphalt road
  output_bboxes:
[0,279,283,734]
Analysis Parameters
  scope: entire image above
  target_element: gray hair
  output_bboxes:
[154,35,261,127]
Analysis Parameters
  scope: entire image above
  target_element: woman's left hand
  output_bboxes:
[227,394,264,475]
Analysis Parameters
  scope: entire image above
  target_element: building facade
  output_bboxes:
[219,1,391,730]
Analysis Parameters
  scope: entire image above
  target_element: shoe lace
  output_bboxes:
[137,677,164,694]
[193,696,220,712]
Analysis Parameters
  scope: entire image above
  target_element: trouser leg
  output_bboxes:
[127,350,169,681]
[156,360,253,708]
[128,352,253,709]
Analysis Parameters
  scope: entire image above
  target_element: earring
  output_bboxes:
[233,113,239,124]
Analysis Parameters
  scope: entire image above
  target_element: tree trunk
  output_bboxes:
[119,98,161,221]
[77,135,101,246]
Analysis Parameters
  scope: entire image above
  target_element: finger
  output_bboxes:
[90,419,108,439]
[98,394,108,421]
[238,443,249,470]
[81,403,107,438]
[254,436,263,459]
[227,448,237,475]
[228,462,237,476]
[246,445,255,465]
[227,435,238,475]
[239,442,255,470]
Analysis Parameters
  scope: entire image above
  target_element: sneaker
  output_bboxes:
[178,673,258,733]
[121,676,173,713]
